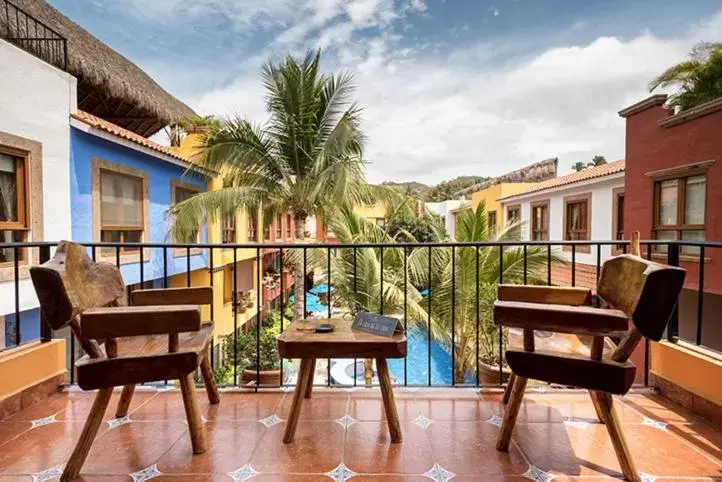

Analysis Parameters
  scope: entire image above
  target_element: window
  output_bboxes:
[276,214,282,239]
[506,205,520,224]
[653,174,706,255]
[0,150,27,266]
[563,194,591,252]
[612,188,625,254]
[286,213,292,239]
[263,219,270,240]
[222,214,236,244]
[171,181,201,243]
[487,211,497,234]
[248,211,258,241]
[530,201,549,241]
[100,171,144,255]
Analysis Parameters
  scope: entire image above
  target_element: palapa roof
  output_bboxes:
[4,0,196,137]
[455,157,558,196]
[499,160,625,201]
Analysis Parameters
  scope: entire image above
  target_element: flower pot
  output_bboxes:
[478,360,512,385]
[240,368,281,386]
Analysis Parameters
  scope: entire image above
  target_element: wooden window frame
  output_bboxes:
[170,179,202,256]
[276,214,282,239]
[530,200,550,241]
[248,211,258,242]
[0,132,42,281]
[563,193,592,253]
[651,170,708,255]
[222,214,236,245]
[0,145,28,268]
[506,204,520,225]
[611,188,625,255]
[92,158,150,264]
[286,213,292,239]
[487,210,497,234]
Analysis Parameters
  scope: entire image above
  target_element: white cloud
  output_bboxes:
[188,9,722,184]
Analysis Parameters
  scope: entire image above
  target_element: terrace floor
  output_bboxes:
[0,387,719,481]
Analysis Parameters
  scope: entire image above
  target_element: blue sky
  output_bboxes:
[50,0,722,184]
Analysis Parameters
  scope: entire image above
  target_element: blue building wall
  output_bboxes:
[4,308,41,348]
[69,127,209,286]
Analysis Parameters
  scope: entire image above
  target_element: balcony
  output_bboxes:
[0,239,720,480]
[0,386,719,479]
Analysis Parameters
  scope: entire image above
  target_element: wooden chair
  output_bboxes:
[30,241,220,481]
[493,235,685,482]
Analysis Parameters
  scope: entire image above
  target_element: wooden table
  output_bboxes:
[278,318,407,443]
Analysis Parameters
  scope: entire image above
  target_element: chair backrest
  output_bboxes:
[596,254,685,343]
[30,241,126,355]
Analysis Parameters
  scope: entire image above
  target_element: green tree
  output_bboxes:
[650,42,722,110]
[588,155,607,167]
[170,50,370,320]
[409,203,564,384]
[572,161,587,172]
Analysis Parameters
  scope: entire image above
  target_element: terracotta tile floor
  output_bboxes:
[0,387,719,481]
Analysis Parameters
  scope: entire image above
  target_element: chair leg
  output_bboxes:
[594,392,639,482]
[588,390,605,424]
[496,375,527,452]
[179,374,208,455]
[61,388,113,482]
[115,384,135,418]
[200,353,220,405]
[304,358,316,399]
[502,373,516,404]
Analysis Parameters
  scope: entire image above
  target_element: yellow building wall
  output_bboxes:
[470,183,536,230]
[169,132,262,344]
[353,203,386,222]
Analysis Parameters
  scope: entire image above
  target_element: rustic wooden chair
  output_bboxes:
[30,241,220,481]
[493,235,685,482]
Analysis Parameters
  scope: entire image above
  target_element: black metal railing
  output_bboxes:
[1,239,720,390]
[0,0,68,71]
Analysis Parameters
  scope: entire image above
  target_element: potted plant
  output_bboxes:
[226,312,283,386]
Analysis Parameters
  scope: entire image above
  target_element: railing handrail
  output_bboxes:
[1,0,68,71]
[0,239,720,249]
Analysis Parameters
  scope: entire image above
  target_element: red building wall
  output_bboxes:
[622,96,722,295]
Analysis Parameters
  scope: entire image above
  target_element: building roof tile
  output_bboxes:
[499,160,625,200]
[71,110,191,164]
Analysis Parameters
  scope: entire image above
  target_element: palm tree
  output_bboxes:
[588,155,607,167]
[299,205,430,384]
[409,203,564,384]
[650,42,722,110]
[571,161,587,172]
[170,50,371,320]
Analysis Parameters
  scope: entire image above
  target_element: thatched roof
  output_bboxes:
[455,157,558,196]
[3,0,195,137]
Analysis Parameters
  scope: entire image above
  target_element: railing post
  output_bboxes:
[39,245,52,342]
[666,242,680,341]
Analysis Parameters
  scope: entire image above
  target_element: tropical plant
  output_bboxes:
[589,155,607,167]
[408,202,564,384]
[169,50,371,320]
[224,311,287,373]
[650,42,722,110]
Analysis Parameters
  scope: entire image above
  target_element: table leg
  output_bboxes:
[376,358,402,443]
[284,358,313,443]
[304,358,316,399]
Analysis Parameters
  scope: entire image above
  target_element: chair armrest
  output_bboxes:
[131,287,212,306]
[80,305,201,340]
[498,284,592,306]
[493,300,628,337]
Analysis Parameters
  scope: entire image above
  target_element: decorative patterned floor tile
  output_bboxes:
[521,464,553,482]
[30,415,56,429]
[107,415,131,429]
[327,462,356,481]
[413,414,434,429]
[259,414,283,427]
[130,464,162,482]
[281,386,295,393]
[639,473,656,482]
[641,417,667,430]
[423,463,455,482]
[32,465,62,482]
[563,417,590,430]
[486,415,503,427]
[229,463,258,482]
[336,414,357,428]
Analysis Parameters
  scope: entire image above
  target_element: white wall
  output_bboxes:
[425,200,468,237]
[0,39,77,316]
[503,175,624,266]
